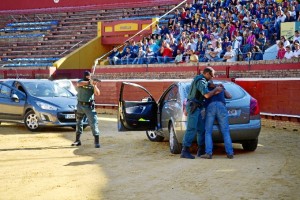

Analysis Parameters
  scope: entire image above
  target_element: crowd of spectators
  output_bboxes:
[108,0,300,65]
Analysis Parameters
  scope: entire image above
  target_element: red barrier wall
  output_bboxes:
[0,0,180,13]
[235,78,300,116]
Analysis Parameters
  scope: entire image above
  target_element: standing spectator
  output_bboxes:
[277,41,286,60]
[200,83,234,159]
[180,67,223,159]
[72,71,101,148]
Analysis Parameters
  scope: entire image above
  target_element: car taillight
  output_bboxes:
[250,97,260,116]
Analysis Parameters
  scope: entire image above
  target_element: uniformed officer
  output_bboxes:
[71,71,101,148]
[180,67,223,159]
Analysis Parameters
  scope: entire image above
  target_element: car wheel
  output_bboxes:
[146,130,164,142]
[242,139,258,151]
[24,111,40,132]
[169,122,181,154]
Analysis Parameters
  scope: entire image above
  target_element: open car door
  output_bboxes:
[118,82,158,132]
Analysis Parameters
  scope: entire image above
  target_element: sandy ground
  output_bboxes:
[0,114,300,200]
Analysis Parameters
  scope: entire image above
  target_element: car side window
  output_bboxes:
[0,84,11,98]
[167,86,179,101]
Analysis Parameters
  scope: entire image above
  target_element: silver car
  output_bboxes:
[118,80,261,154]
[0,79,88,131]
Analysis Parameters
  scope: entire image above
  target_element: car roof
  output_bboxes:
[3,79,51,83]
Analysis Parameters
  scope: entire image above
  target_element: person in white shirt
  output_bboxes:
[223,45,237,62]
[284,46,294,59]
[293,30,300,43]
[293,42,300,58]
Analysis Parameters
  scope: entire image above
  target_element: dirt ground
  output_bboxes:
[0,114,300,200]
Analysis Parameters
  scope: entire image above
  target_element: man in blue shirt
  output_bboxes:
[200,83,234,159]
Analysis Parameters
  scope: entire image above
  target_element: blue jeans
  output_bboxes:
[182,103,205,147]
[205,101,233,155]
[76,102,99,136]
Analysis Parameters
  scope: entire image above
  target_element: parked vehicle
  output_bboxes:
[0,79,88,131]
[53,79,78,95]
[118,80,261,154]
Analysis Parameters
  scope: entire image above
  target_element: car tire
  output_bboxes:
[24,111,40,132]
[242,138,258,151]
[146,130,164,142]
[169,122,181,154]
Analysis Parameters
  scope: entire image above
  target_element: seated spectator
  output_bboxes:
[293,30,300,43]
[107,47,120,65]
[256,32,266,52]
[207,41,223,62]
[251,45,264,61]
[280,35,291,47]
[245,52,252,62]
[132,46,145,64]
[293,42,300,58]
[200,42,214,62]
[174,49,183,64]
[145,46,156,64]
[157,43,174,64]
[223,45,237,62]
[189,50,199,63]
[277,41,286,60]
[283,46,294,60]
[121,47,136,65]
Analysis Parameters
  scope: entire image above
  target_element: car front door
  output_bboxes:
[118,82,158,131]
[0,82,26,121]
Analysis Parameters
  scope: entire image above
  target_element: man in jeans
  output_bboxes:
[201,84,234,159]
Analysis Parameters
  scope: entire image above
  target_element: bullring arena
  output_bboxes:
[0,0,300,199]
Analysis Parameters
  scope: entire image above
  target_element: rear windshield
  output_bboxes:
[181,81,245,100]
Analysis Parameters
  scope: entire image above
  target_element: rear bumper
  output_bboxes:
[174,119,261,144]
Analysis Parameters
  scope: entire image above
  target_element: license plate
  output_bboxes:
[228,109,238,117]
[65,114,75,119]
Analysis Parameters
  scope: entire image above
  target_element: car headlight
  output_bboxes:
[36,101,58,110]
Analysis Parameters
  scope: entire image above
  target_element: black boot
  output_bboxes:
[94,135,100,148]
[180,146,195,159]
[71,134,81,146]
[196,145,206,157]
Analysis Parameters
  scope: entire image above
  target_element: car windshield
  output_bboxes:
[23,81,73,97]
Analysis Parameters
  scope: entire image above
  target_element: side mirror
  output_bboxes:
[11,94,20,102]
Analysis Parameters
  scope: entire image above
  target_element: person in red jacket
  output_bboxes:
[157,43,174,63]
[277,41,286,60]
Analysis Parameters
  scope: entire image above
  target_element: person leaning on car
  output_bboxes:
[181,67,223,159]
[71,70,101,148]
[200,83,234,159]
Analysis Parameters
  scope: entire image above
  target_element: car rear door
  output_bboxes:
[0,82,26,121]
[118,82,158,131]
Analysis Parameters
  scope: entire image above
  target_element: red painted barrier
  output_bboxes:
[235,78,300,117]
